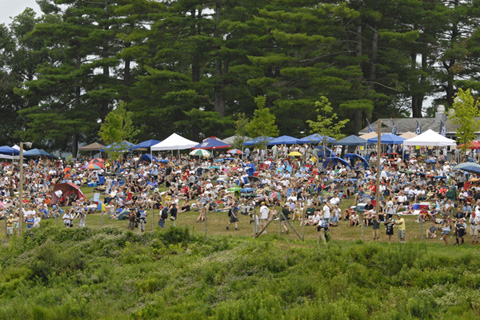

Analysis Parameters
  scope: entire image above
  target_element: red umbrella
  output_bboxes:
[227,149,243,155]
[83,164,103,170]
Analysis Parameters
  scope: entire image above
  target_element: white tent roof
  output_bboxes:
[400,131,417,139]
[151,133,199,151]
[403,129,456,147]
[359,132,377,140]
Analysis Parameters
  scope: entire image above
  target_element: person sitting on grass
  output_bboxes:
[349,211,359,227]
[426,221,438,239]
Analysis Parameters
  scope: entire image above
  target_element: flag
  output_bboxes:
[392,119,397,135]
[416,120,422,135]
[366,119,373,133]
[439,120,447,137]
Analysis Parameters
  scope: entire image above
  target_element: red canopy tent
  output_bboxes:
[459,140,480,149]
[51,182,86,206]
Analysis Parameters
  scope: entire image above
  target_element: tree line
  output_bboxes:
[1,0,480,154]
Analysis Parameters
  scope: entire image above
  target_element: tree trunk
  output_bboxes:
[213,1,226,116]
[353,22,362,134]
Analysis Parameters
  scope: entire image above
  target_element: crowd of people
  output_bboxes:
[0,143,479,245]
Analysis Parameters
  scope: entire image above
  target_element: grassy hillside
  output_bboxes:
[1,223,480,319]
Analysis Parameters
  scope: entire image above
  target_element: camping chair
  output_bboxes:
[98,176,105,185]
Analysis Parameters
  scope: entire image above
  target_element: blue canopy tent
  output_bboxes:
[192,138,231,149]
[315,146,335,158]
[134,139,161,150]
[367,134,406,145]
[267,135,299,145]
[0,146,20,155]
[23,148,54,157]
[101,141,135,153]
[344,153,369,169]
[138,154,158,162]
[333,135,367,146]
[324,157,351,168]
[243,136,273,146]
[297,134,336,144]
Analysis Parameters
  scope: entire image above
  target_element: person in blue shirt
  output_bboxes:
[26,215,35,229]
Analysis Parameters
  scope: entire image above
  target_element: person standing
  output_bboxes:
[280,204,290,234]
[6,214,14,237]
[169,203,178,227]
[470,208,480,245]
[441,217,451,245]
[226,202,239,231]
[158,206,168,229]
[127,209,136,231]
[395,214,406,243]
[259,202,269,234]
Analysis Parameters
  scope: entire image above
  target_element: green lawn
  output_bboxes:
[3,186,466,246]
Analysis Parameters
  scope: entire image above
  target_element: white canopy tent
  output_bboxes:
[151,133,199,151]
[403,129,456,147]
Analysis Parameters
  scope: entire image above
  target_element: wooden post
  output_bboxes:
[375,120,382,229]
[204,212,207,239]
[302,209,305,241]
[361,212,364,241]
[420,217,424,241]
[18,142,24,237]
[4,215,8,238]
[278,214,281,237]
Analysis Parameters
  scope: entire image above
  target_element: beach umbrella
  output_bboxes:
[227,149,243,155]
[288,151,302,157]
[454,163,480,175]
[83,164,103,170]
[89,158,105,163]
[189,149,212,158]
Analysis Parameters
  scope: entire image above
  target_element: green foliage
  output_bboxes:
[233,113,249,149]
[451,88,480,150]
[0,226,480,319]
[98,101,138,145]
[308,96,349,141]
[245,96,279,148]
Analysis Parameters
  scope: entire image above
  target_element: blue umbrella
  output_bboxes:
[344,153,369,169]
[367,134,406,145]
[454,163,480,175]
[324,157,351,168]
[333,135,367,146]
[267,135,299,145]
[297,134,336,144]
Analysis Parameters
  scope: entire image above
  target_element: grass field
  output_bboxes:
[2,186,465,246]
[1,188,480,319]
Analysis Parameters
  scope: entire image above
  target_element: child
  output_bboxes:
[385,217,394,242]
[455,218,466,245]
[441,218,451,245]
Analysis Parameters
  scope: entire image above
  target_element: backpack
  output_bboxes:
[161,207,169,219]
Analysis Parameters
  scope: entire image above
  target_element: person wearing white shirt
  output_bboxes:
[470,200,480,245]
[259,202,270,234]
